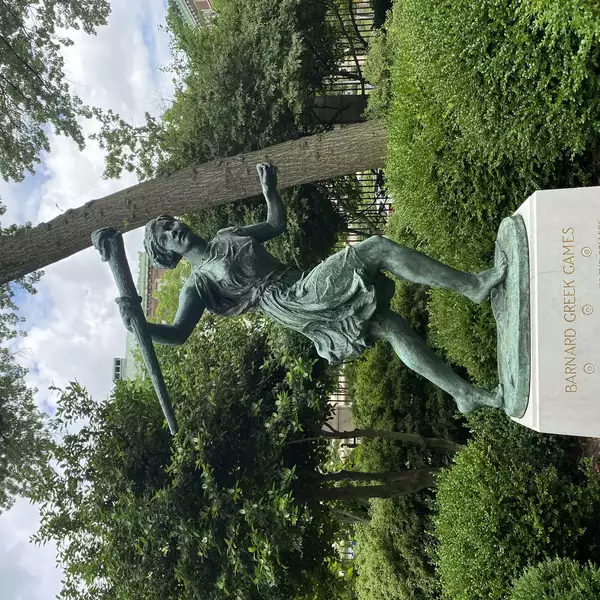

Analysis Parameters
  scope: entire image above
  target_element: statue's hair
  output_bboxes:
[144,215,183,270]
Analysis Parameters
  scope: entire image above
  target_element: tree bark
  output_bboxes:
[315,468,441,484]
[304,469,439,502]
[323,428,464,452]
[290,427,464,451]
[0,120,387,285]
[334,509,370,524]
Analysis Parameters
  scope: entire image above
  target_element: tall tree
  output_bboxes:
[33,314,437,600]
[0,120,387,286]
[0,0,110,181]
[0,201,48,512]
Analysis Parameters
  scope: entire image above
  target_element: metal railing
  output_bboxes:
[323,0,376,95]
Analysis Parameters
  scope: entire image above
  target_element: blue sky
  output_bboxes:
[0,3,174,598]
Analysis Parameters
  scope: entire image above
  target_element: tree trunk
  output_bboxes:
[334,509,370,524]
[0,120,387,285]
[304,469,439,502]
[315,468,441,484]
[290,427,463,452]
[321,428,464,452]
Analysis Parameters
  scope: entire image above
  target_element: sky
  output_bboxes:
[0,2,174,598]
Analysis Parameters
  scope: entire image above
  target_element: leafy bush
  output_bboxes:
[161,0,339,172]
[97,0,344,180]
[382,0,600,379]
[510,558,600,600]
[434,409,600,600]
[354,497,439,600]
[361,4,600,599]
[363,28,393,119]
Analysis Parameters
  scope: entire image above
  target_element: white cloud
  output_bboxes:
[1,2,174,598]
[0,499,61,600]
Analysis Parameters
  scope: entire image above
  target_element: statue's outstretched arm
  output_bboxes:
[147,280,204,346]
[235,163,286,242]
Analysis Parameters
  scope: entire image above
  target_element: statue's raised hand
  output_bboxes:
[257,163,277,191]
[116,295,142,333]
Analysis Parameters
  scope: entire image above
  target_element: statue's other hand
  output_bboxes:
[256,162,277,190]
[115,295,142,333]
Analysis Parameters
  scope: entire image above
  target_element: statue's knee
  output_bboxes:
[367,234,386,249]
[357,234,386,260]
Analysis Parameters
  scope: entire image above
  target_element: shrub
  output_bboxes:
[510,558,600,600]
[354,497,439,600]
[383,0,600,378]
[363,28,393,119]
[434,409,600,600]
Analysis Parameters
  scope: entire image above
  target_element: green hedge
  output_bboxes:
[381,0,600,383]
[510,558,600,600]
[362,3,600,599]
[354,497,439,600]
[434,410,600,600]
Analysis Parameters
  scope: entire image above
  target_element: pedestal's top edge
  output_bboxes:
[525,185,600,203]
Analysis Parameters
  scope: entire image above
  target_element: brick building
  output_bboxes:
[113,252,168,382]
[172,0,215,27]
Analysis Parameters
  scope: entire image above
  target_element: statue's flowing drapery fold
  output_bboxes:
[192,228,394,364]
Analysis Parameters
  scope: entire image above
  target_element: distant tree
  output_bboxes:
[0,346,49,512]
[0,201,48,512]
[93,0,344,181]
[0,0,110,181]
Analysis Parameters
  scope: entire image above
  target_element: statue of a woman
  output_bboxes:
[123,164,506,414]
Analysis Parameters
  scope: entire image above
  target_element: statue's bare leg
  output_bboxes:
[353,235,506,303]
[370,309,502,413]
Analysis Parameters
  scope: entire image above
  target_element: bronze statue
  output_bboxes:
[119,164,507,414]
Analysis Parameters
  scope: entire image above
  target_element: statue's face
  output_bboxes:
[155,217,194,255]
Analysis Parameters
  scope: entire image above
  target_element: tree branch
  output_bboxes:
[0,120,387,285]
[301,471,439,502]
[347,0,370,48]
[334,508,370,524]
[0,33,56,97]
[314,467,441,484]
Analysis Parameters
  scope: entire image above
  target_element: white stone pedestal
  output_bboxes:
[515,186,600,437]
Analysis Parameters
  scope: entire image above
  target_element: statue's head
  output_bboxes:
[144,215,192,269]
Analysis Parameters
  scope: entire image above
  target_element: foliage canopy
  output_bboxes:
[96,0,342,181]
[33,311,347,600]
[0,0,110,181]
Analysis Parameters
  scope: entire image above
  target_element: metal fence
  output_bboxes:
[324,169,392,440]
[323,0,376,95]
[326,169,392,247]
[320,2,389,435]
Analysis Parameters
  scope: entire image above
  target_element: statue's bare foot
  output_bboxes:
[455,384,503,414]
[470,251,508,304]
